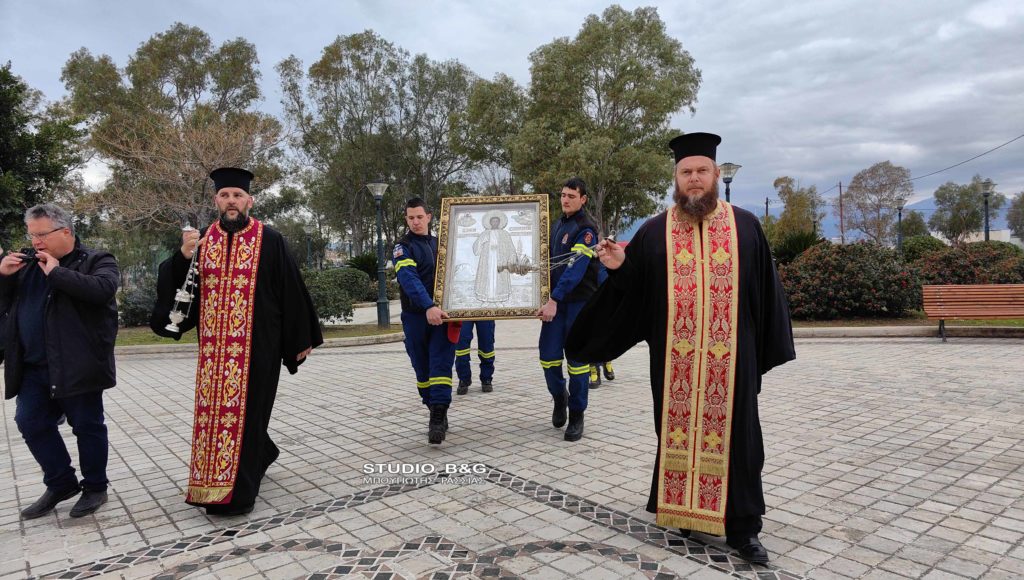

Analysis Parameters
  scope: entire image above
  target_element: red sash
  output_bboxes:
[656,202,740,535]
[186,219,264,504]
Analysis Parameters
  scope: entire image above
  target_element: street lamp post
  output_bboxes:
[896,198,906,255]
[302,224,315,269]
[981,179,995,242]
[719,163,741,203]
[367,181,390,328]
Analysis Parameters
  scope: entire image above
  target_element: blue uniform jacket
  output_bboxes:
[393,232,438,313]
[550,211,600,303]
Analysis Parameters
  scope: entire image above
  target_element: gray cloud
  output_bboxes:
[2,0,1021,204]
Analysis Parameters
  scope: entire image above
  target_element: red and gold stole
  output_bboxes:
[656,201,739,536]
[186,219,264,504]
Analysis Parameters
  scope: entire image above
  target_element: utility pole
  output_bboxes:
[838,181,845,244]
[765,197,770,220]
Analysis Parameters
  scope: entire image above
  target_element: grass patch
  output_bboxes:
[116,324,399,346]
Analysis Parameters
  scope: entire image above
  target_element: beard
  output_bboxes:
[219,209,250,233]
[673,179,720,221]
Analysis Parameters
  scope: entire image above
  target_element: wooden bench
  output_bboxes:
[922,284,1024,341]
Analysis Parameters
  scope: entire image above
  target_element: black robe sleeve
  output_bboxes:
[270,231,323,375]
[150,249,200,339]
[751,218,796,376]
[565,224,651,363]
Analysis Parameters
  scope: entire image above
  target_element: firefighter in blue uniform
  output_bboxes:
[455,321,496,394]
[394,197,457,444]
[536,177,600,442]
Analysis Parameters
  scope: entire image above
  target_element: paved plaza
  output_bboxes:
[1,311,1023,579]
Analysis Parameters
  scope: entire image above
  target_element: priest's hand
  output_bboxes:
[536,298,557,322]
[180,228,201,259]
[596,239,625,270]
[426,306,447,325]
[297,347,312,361]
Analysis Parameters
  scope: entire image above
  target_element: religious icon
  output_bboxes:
[434,195,550,320]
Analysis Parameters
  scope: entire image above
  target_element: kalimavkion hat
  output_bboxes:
[209,167,255,193]
[668,133,721,163]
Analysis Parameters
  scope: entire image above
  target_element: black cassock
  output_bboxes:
[150,223,323,510]
[566,206,794,534]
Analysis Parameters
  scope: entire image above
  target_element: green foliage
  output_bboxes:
[0,62,84,245]
[771,230,825,265]
[117,274,156,328]
[771,176,824,244]
[834,161,912,244]
[912,241,1024,285]
[1006,192,1024,240]
[898,210,930,239]
[511,5,701,234]
[347,252,379,278]
[780,242,920,319]
[302,267,371,323]
[900,235,946,262]
[927,176,1006,246]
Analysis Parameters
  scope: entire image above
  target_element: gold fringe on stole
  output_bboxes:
[187,486,232,504]
[657,513,726,536]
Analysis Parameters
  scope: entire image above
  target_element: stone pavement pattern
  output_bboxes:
[1,317,1022,579]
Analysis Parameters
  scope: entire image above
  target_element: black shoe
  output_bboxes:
[552,392,568,428]
[457,379,470,395]
[69,490,108,518]
[20,486,81,519]
[481,380,493,393]
[428,404,449,444]
[603,363,615,381]
[589,368,602,389]
[727,536,770,565]
[677,529,692,539]
[206,502,254,516]
[564,410,584,441]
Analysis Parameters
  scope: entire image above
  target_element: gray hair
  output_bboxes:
[25,203,75,236]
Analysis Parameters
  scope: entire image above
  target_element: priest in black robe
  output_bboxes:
[150,167,323,516]
[566,133,794,564]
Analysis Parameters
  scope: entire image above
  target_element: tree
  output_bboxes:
[454,74,528,195]
[833,161,912,244]
[0,62,84,245]
[60,23,284,228]
[1007,192,1024,240]
[278,31,477,250]
[770,176,824,244]
[898,210,929,239]
[511,5,701,234]
[927,175,1006,246]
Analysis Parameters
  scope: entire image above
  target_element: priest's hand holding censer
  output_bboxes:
[165,224,204,333]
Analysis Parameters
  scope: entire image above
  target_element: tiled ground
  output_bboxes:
[1,317,1022,579]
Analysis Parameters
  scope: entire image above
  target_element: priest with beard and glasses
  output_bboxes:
[150,167,323,516]
[566,133,795,565]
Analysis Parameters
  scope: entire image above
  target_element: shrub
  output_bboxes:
[913,241,1024,285]
[118,274,157,327]
[780,242,921,319]
[346,252,378,278]
[302,267,371,323]
[772,230,826,265]
[900,235,947,262]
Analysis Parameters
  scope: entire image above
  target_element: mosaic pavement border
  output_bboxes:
[41,466,803,580]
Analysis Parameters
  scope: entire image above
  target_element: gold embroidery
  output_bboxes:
[711,246,730,265]
[673,338,694,355]
[709,341,730,359]
[675,247,694,264]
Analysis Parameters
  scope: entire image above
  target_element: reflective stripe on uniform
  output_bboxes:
[571,243,595,258]
[417,381,430,389]
[429,377,453,386]
[540,359,562,369]
[478,351,495,359]
[394,258,417,272]
[568,364,590,375]
[455,348,472,357]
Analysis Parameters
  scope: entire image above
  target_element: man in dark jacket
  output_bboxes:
[0,204,120,520]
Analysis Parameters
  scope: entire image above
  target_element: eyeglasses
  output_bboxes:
[25,227,66,241]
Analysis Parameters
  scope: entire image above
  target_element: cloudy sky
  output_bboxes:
[2,0,1023,211]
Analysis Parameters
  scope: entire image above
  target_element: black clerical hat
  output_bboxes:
[668,133,721,163]
[209,167,255,193]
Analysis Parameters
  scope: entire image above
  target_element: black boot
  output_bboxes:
[552,392,568,428]
[727,536,770,565]
[481,379,493,393]
[20,485,81,520]
[428,404,449,444]
[603,362,616,381]
[564,410,584,441]
[457,379,470,395]
[69,490,108,518]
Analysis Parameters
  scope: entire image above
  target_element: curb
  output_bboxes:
[792,325,1024,339]
[115,331,405,356]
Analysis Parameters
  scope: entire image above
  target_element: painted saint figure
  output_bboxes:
[473,211,517,303]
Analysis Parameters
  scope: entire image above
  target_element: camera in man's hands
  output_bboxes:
[18,248,39,264]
